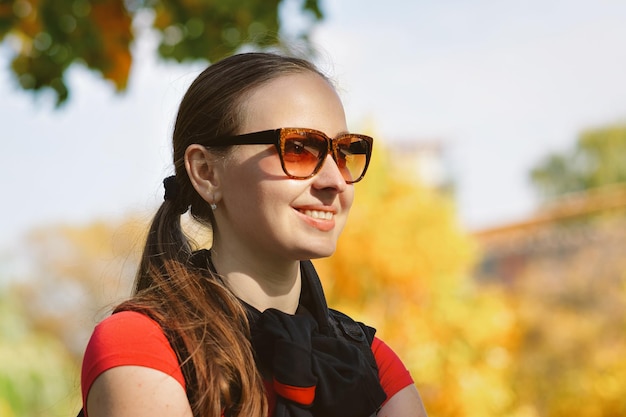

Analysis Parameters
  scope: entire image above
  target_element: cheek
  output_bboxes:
[254,149,285,179]
[343,187,355,211]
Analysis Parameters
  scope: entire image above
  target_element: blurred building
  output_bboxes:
[473,183,626,288]
[388,139,453,191]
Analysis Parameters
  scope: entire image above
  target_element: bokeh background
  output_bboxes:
[1,1,626,416]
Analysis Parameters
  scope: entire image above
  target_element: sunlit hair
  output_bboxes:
[115,52,328,417]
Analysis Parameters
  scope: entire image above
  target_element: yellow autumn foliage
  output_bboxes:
[15,217,147,358]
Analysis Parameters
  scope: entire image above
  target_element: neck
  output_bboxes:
[210,247,302,314]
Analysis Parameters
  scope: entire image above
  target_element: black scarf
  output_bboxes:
[245,261,387,417]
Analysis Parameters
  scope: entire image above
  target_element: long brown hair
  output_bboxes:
[115,53,327,417]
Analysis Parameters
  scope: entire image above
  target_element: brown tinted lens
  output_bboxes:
[281,131,327,177]
[335,136,369,182]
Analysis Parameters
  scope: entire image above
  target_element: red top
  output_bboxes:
[81,311,414,416]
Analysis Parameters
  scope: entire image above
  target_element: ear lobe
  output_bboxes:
[184,144,223,204]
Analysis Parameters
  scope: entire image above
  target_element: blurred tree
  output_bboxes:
[0,0,323,105]
[12,217,147,359]
[504,217,626,416]
[0,288,80,417]
[531,124,626,201]
[478,118,626,417]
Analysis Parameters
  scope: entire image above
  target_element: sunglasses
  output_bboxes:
[206,128,373,184]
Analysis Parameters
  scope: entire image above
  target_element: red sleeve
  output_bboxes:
[81,311,186,408]
[372,337,414,404]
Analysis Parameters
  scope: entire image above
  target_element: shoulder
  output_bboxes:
[90,310,163,340]
[371,337,412,379]
[86,365,193,417]
[81,311,185,406]
[372,337,415,400]
[377,384,429,417]
[93,310,171,343]
[372,338,428,415]
[83,311,180,375]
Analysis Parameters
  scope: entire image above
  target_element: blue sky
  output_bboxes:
[2,0,626,250]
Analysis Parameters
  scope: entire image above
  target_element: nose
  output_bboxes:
[312,153,348,192]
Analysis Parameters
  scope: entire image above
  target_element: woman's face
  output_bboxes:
[212,71,354,264]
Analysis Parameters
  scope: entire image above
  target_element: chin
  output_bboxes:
[297,244,337,261]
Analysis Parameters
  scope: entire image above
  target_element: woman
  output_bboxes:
[81,52,428,417]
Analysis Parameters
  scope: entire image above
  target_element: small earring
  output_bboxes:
[209,192,217,210]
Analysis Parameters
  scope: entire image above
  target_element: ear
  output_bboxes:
[184,144,223,205]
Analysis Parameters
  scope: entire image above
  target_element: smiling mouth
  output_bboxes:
[298,209,334,220]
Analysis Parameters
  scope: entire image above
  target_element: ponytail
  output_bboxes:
[134,196,189,292]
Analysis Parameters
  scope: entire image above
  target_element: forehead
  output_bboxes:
[238,71,348,137]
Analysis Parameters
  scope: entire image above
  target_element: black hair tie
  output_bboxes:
[163,176,189,214]
[163,176,179,201]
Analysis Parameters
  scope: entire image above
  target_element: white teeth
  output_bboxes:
[302,210,333,220]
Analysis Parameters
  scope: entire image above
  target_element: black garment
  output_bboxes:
[75,254,386,417]
[246,260,387,417]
